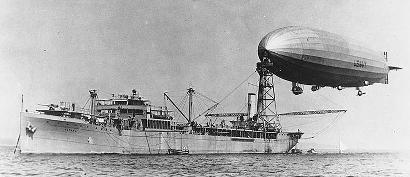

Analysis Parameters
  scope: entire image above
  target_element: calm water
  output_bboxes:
[0,146,409,177]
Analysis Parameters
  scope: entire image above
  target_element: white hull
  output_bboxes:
[17,112,299,154]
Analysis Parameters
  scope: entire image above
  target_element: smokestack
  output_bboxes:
[247,93,256,120]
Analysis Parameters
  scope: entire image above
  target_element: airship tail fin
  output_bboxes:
[388,66,402,71]
[383,66,402,84]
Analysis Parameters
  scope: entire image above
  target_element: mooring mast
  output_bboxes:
[256,58,281,131]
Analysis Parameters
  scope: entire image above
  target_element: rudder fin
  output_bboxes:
[389,66,402,71]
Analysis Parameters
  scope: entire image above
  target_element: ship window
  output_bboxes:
[136,110,143,115]
[266,133,276,139]
[128,100,143,105]
[114,101,127,105]
[149,120,153,128]
[142,119,147,128]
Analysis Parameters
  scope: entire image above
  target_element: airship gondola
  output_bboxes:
[258,26,401,96]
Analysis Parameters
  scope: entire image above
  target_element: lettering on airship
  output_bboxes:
[353,60,367,68]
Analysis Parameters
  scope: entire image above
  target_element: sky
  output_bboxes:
[0,0,409,151]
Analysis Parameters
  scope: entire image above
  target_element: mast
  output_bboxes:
[20,94,23,127]
[89,89,97,118]
[187,87,195,124]
[164,91,168,118]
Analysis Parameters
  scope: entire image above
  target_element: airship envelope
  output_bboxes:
[257,26,394,88]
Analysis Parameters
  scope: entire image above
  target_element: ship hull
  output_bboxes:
[17,112,300,154]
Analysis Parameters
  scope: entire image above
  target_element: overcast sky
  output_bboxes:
[1,0,409,151]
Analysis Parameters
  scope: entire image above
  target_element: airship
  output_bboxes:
[258,26,401,96]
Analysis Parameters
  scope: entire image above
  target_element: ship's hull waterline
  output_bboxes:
[17,112,299,154]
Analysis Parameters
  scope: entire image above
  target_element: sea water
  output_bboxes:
[0,146,409,176]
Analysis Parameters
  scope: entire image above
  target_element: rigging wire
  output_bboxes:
[194,94,207,112]
[238,98,247,113]
[196,71,257,122]
[216,71,257,106]
[194,93,209,108]
[81,97,91,110]
[281,114,335,129]
[178,95,188,122]
[193,95,206,121]
[169,71,257,123]
[167,93,188,122]
[300,112,344,139]
[198,92,214,110]
[272,77,278,114]
[192,92,219,122]
[316,91,344,109]
[196,91,218,104]
[164,89,190,94]
[178,94,188,109]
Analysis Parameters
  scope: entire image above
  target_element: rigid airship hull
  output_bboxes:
[258,26,389,87]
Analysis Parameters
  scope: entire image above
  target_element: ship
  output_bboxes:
[14,61,322,154]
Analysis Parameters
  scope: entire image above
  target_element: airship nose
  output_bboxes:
[258,29,288,61]
[258,34,270,60]
[258,26,306,62]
